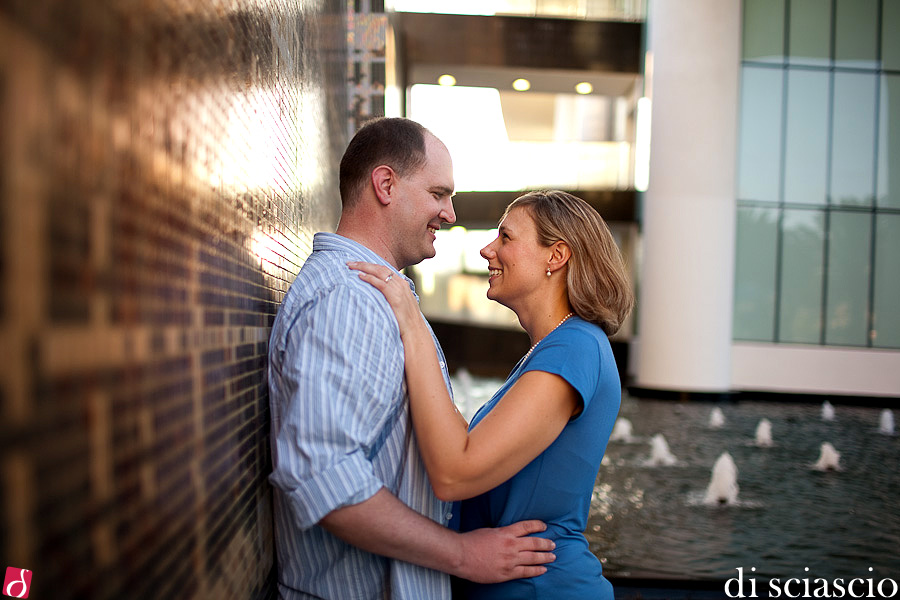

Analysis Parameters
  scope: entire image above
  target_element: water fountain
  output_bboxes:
[585,395,899,581]
[812,442,841,471]
[754,418,773,447]
[879,408,895,435]
[610,418,637,442]
[643,433,677,466]
[821,400,835,421]
[709,406,725,429]
[703,452,739,505]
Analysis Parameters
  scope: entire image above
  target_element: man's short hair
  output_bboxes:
[339,117,431,207]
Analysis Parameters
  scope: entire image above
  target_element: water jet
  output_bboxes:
[610,418,637,442]
[755,418,773,447]
[879,409,895,435]
[704,452,739,505]
[644,433,677,466]
[812,442,841,471]
[821,401,835,421]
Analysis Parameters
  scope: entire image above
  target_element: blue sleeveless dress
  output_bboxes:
[457,317,619,599]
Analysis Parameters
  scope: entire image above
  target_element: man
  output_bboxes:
[268,118,555,599]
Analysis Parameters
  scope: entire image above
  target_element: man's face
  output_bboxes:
[390,134,456,268]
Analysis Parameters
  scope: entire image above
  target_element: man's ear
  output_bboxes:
[548,240,571,274]
[371,165,395,206]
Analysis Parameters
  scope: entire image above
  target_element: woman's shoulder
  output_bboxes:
[537,317,614,375]
[531,317,608,368]
[558,316,608,344]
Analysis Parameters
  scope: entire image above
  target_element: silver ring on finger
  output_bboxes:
[385,274,393,283]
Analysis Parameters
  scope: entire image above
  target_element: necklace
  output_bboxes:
[523,312,574,362]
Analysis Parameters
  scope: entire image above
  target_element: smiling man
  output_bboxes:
[267,117,556,600]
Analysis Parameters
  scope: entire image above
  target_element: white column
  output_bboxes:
[634,0,741,394]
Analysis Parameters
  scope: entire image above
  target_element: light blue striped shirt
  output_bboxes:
[268,232,453,600]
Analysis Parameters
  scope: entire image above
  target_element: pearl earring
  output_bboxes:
[546,266,552,277]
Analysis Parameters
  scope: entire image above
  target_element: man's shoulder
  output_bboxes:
[274,250,394,338]
[294,251,388,308]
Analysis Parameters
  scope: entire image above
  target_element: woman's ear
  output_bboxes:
[548,240,571,274]
[371,165,395,206]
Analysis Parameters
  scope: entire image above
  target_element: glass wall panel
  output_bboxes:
[825,212,871,345]
[872,214,900,347]
[788,0,832,66]
[739,0,896,349]
[878,75,900,208]
[734,206,779,341]
[778,209,825,343]
[831,72,876,206]
[784,70,829,205]
[743,0,785,62]
[834,0,879,67]
[738,67,783,202]
[883,0,900,71]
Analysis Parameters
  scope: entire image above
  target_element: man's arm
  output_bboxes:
[320,488,556,583]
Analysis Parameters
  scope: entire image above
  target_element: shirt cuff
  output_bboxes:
[273,448,384,530]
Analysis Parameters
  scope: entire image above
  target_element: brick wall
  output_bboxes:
[0,1,349,598]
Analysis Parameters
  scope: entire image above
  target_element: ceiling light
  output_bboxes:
[512,78,531,92]
[575,82,593,94]
[437,74,457,86]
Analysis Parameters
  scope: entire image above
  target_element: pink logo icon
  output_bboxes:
[3,567,31,598]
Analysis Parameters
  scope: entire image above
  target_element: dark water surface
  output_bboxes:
[586,394,900,583]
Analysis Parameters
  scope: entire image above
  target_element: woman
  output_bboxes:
[350,190,633,599]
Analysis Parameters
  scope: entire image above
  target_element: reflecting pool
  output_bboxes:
[590,395,900,582]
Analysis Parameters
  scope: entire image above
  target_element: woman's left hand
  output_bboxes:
[348,261,423,338]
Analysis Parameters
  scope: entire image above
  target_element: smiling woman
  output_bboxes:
[488,191,634,337]
[480,206,553,311]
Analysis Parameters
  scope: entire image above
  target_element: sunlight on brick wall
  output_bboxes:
[0,1,348,597]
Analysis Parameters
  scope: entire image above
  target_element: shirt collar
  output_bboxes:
[313,232,417,292]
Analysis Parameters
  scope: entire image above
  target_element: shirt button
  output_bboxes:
[446,512,453,521]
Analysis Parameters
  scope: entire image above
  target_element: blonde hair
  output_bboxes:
[503,190,634,336]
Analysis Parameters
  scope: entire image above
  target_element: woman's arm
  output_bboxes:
[405,318,579,500]
[349,262,579,501]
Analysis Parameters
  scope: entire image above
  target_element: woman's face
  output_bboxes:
[479,207,548,310]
